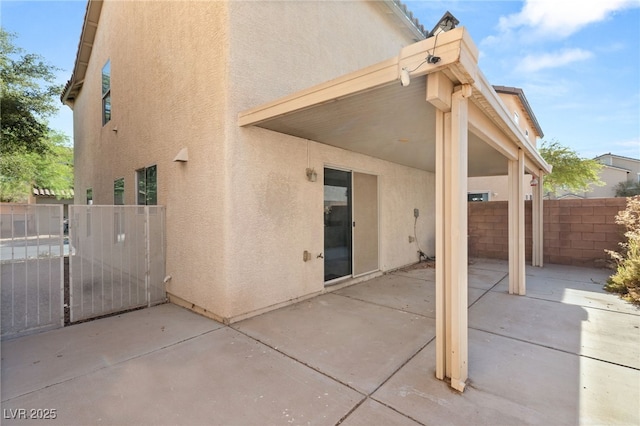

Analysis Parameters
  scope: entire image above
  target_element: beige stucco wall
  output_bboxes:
[468,175,534,201]
[589,166,629,197]
[71,0,436,321]
[468,91,541,198]
[554,166,629,199]
[221,0,434,318]
[496,93,538,146]
[601,155,640,175]
[72,0,233,315]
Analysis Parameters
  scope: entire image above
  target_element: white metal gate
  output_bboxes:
[68,205,166,322]
[1,204,64,339]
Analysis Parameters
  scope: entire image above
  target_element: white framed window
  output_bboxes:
[513,111,519,124]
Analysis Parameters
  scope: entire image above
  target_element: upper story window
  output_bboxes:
[136,165,157,205]
[102,60,111,125]
[513,111,519,125]
[86,188,93,205]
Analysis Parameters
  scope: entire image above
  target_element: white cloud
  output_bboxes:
[516,48,593,72]
[499,0,639,38]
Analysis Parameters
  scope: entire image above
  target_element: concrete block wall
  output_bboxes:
[468,198,628,267]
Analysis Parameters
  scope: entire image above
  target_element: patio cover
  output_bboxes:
[239,27,552,392]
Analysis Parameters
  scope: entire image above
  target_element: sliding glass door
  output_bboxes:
[324,168,379,283]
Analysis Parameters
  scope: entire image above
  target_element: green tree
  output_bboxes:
[0,29,73,201]
[1,29,62,155]
[0,130,73,202]
[539,140,604,197]
[615,180,640,197]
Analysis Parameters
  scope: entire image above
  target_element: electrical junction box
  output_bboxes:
[414,208,419,218]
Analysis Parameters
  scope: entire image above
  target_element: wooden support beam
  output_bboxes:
[449,85,470,392]
[532,170,544,267]
[435,83,470,393]
[435,108,447,381]
[508,149,526,295]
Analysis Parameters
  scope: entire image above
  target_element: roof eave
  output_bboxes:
[61,0,103,106]
[493,85,544,139]
[382,0,428,41]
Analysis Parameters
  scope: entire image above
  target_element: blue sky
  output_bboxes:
[2,0,639,159]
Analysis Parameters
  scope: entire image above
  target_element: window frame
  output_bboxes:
[102,60,111,125]
[467,192,490,202]
[114,177,124,205]
[136,165,157,206]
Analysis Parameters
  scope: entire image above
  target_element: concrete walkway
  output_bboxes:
[2,259,639,425]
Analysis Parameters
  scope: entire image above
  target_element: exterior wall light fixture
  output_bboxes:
[306,167,317,182]
[173,147,189,162]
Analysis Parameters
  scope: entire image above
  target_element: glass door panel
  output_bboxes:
[324,168,352,282]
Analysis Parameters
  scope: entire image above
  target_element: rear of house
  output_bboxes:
[63,0,436,323]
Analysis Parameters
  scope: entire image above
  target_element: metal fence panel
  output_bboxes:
[69,205,166,322]
[1,204,64,339]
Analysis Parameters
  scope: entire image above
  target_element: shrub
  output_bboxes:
[605,195,640,305]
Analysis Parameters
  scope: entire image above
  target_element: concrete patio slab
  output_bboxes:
[1,327,362,425]
[468,258,509,272]
[525,263,612,283]
[374,329,640,425]
[391,266,436,281]
[339,398,421,426]
[335,273,486,318]
[467,268,508,290]
[493,274,640,315]
[2,259,638,425]
[233,293,434,394]
[1,303,222,401]
[469,291,640,369]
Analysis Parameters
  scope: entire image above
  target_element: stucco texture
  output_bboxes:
[222,1,434,318]
[73,0,233,316]
[72,0,436,321]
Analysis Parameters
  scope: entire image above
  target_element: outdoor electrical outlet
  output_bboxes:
[414,208,419,218]
[303,250,311,262]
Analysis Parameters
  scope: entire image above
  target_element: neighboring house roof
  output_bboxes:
[60,0,427,104]
[492,85,544,139]
[594,152,640,163]
[33,188,75,199]
[556,193,585,199]
[601,164,633,173]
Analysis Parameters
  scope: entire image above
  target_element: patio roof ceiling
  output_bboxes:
[238,27,551,177]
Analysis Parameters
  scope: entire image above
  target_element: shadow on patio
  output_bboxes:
[2,259,638,425]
